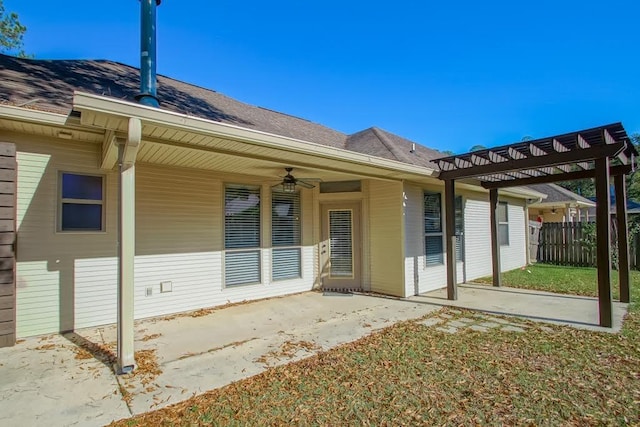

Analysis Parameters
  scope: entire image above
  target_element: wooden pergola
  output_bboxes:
[434,123,636,327]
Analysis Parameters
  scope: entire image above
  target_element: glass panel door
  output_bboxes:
[328,209,353,277]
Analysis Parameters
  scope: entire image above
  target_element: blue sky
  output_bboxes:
[6,0,639,153]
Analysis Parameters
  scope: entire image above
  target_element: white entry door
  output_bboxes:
[320,202,361,290]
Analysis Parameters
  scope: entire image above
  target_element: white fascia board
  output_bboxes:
[530,200,596,208]
[0,104,68,126]
[72,92,439,179]
[448,181,547,201]
[500,186,548,200]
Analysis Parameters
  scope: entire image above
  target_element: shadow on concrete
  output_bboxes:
[62,332,116,372]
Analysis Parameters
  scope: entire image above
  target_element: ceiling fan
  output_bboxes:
[272,167,320,193]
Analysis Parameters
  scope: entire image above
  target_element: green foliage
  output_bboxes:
[0,0,28,57]
[626,133,640,201]
[470,144,487,152]
[557,177,595,198]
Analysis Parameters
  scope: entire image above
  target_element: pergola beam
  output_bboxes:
[481,164,632,189]
[439,142,625,181]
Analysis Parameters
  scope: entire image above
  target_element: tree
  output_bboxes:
[625,133,640,201]
[557,133,640,200]
[0,0,27,57]
[470,144,487,152]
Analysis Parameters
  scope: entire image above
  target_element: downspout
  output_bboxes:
[136,0,161,107]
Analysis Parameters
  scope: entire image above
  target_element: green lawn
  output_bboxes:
[112,264,640,426]
[474,263,626,300]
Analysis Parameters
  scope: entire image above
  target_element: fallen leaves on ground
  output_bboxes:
[109,307,640,426]
[109,266,640,426]
[255,340,321,366]
[140,333,162,342]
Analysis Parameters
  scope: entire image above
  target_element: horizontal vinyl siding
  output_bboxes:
[129,164,316,323]
[14,142,317,336]
[464,194,527,282]
[464,196,493,281]
[403,184,422,296]
[500,198,527,272]
[405,183,464,295]
[369,180,404,296]
[14,136,118,337]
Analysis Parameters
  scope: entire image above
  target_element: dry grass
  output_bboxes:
[109,266,640,426]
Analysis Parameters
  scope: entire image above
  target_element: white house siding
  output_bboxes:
[463,193,527,281]
[13,136,316,337]
[499,197,527,272]
[463,195,492,281]
[369,180,405,297]
[403,185,529,295]
[14,135,118,336]
[403,183,463,296]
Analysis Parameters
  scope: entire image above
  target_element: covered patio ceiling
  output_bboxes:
[433,123,637,328]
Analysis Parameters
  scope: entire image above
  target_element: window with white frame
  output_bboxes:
[424,192,443,266]
[271,191,301,281]
[498,202,509,245]
[224,185,261,287]
[59,172,104,231]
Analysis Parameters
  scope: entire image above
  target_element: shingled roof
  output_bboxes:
[527,183,595,206]
[0,54,444,169]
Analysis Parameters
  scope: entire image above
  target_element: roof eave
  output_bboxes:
[72,91,440,180]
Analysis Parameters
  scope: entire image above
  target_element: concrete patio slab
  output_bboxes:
[416,283,628,332]
[0,291,439,427]
[0,285,629,427]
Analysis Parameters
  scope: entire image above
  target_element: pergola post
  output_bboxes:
[595,157,613,327]
[489,189,502,287]
[444,179,457,300]
[614,173,630,303]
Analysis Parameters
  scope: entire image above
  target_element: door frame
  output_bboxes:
[319,201,362,291]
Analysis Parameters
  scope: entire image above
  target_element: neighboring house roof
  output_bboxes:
[0,54,443,170]
[526,183,595,207]
[587,195,640,215]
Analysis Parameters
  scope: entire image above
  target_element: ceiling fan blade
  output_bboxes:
[296,180,316,189]
[271,182,284,189]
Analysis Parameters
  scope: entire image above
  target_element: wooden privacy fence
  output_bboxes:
[538,222,596,267]
[537,221,640,269]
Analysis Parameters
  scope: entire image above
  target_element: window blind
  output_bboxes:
[424,192,444,266]
[272,191,301,281]
[225,185,261,286]
[329,210,353,277]
[455,196,464,262]
[498,202,509,245]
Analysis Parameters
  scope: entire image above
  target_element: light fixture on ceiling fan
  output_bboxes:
[273,167,318,193]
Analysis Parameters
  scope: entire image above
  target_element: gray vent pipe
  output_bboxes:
[136,0,161,107]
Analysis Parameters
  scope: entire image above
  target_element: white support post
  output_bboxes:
[117,118,141,374]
